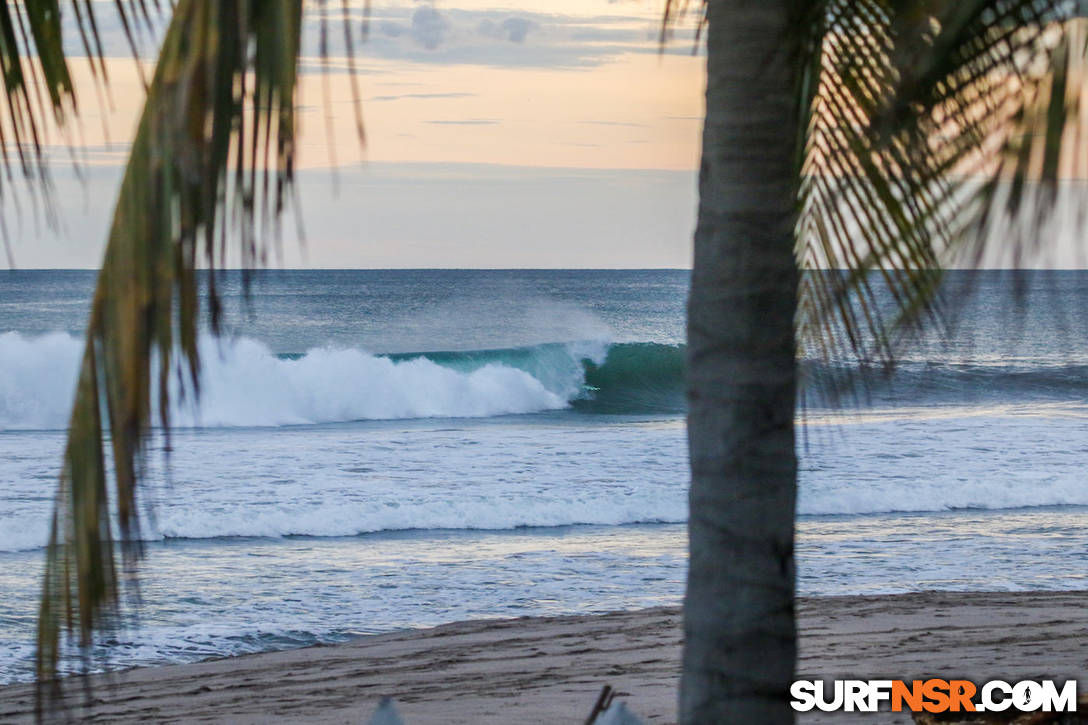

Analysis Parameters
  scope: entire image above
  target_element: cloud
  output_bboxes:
[476,17,536,43]
[295,60,388,74]
[410,4,450,50]
[378,20,403,38]
[368,92,476,102]
[502,17,534,43]
[308,7,675,69]
[54,3,702,70]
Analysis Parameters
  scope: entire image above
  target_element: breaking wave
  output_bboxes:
[0,332,686,430]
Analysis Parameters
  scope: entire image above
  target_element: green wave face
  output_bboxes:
[575,343,686,414]
[386,342,688,415]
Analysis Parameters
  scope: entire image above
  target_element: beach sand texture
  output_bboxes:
[1,591,1085,724]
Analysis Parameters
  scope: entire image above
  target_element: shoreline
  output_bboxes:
[2,590,1086,724]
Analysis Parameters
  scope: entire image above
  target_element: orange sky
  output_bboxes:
[31,1,704,171]
[7,0,706,268]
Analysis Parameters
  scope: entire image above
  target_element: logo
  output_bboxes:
[790,679,1078,714]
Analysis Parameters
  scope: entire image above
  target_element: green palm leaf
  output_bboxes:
[795,0,1088,399]
[35,0,308,702]
[0,0,152,236]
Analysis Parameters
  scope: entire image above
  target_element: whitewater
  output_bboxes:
[0,332,583,429]
[0,269,1086,683]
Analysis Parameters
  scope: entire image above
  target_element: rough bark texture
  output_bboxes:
[680,0,801,722]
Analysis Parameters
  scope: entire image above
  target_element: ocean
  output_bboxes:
[1,269,1086,683]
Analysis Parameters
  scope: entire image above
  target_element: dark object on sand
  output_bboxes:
[585,685,616,724]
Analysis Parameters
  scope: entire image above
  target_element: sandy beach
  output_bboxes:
[1,591,1085,724]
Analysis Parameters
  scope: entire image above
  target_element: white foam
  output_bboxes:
[0,420,690,552]
[181,338,570,427]
[799,407,1088,515]
[0,332,82,430]
[0,333,576,431]
[5,404,1088,555]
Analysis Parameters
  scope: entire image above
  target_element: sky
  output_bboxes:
[4,0,706,269]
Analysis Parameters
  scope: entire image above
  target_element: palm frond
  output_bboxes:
[36,0,307,702]
[660,0,708,53]
[0,0,150,236]
[795,0,1088,401]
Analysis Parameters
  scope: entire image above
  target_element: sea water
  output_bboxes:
[0,269,1086,683]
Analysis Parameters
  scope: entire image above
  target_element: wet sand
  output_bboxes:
[2,591,1085,724]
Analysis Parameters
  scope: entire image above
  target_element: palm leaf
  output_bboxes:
[794,0,1088,401]
[0,0,151,243]
[35,0,308,703]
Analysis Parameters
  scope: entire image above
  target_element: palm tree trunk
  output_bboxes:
[680,1,800,722]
